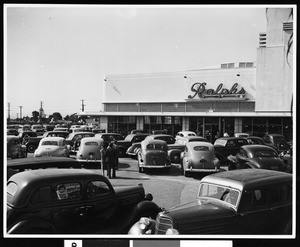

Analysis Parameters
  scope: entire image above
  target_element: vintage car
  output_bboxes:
[7,129,19,136]
[95,133,124,145]
[227,144,288,172]
[128,169,292,235]
[34,137,70,158]
[7,136,27,159]
[65,131,96,153]
[246,136,265,145]
[7,168,161,234]
[126,142,142,159]
[7,157,83,180]
[214,137,248,166]
[144,134,176,144]
[116,133,149,157]
[262,133,290,153]
[76,137,103,167]
[175,131,197,141]
[181,141,220,176]
[137,139,171,173]
[43,131,70,138]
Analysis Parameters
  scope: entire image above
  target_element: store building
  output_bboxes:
[78,8,293,143]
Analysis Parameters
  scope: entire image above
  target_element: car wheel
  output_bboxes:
[27,144,36,153]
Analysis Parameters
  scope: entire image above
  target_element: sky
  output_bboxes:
[5,5,267,118]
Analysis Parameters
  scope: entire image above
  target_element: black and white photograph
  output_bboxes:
[3,3,296,247]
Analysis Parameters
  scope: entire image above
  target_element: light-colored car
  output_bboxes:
[234,133,250,138]
[76,137,103,164]
[34,137,70,157]
[175,136,209,145]
[175,131,197,141]
[181,141,220,176]
[137,139,171,173]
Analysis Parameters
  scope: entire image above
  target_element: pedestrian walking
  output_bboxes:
[100,142,109,176]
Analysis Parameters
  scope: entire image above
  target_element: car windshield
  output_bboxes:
[214,139,227,146]
[253,149,277,158]
[198,183,240,207]
[42,141,59,146]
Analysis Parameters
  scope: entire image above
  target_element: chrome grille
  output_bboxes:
[155,212,173,234]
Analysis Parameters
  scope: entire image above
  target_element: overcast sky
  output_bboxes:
[5,5,267,118]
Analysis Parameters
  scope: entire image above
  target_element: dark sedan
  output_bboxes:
[227,144,289,172]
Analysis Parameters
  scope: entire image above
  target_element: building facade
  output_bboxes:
[78,8,293,143]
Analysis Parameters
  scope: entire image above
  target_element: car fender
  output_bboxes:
[122,200,162,233]
[8,217,57,234]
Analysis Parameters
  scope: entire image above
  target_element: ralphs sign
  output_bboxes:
[187,82,246,99]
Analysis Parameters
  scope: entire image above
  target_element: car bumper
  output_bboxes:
[185,167,220,173]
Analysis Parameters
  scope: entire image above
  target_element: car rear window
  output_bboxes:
[214,139,227,146]
[147,144,164,150]
[85,142,99,146]
[253,150,277,158]
[42,141,59,146]
[194,146,209,151]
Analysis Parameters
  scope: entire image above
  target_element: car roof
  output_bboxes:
[201,169,292,192]
[141,139,167,146]
[7,135,20,140]
[40,136,65,141]
[147,134,174,138]
[186,141,213,148]
[241,144,277,152]
[80,137,103,143]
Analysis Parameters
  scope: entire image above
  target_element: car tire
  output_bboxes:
[27,144,36,153]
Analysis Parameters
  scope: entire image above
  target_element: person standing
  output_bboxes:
[100,142,108,176]
[105,142,114,179]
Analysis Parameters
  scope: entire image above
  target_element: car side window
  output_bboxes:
[87,181,112,198]
[32,186,52,203]
[239,149,248,157]
[226,140,235,147]
[56,183,81,200]
[270,184,292,206]
[239,189,268,212]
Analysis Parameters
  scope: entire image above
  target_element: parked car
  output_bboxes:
[65,132,96,153]
[181,141,220,176]
[246,136,265,145]
[7,157,83,180]
[95,133,124,145]
[76,137,103,168]
[126,142,142,159]
[151,129,168,135]
[31,124,44,132]
[34,137,70,158]
[175,131,197,141]
[262,133,290,153]
[129,169,292,235]
[214,137,248,166]
[7,168,161,234]
[53,127,69,132]
[7,129,19,136]
[145,134,176,144]
[167,144,186,164]
[116,133,149,157]
[227,144,288,172]
[130,129,147,134]
[7,136,27,159]
[137,139,171,173]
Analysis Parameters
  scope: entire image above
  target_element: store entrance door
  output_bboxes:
[204,123,219,143]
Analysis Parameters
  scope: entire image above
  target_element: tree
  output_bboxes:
[32,111,39,123]
[51,112,63,121]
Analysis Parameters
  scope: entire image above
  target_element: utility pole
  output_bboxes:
[19,106,22,123]
[81,99,85,112]
[8,102,11,121]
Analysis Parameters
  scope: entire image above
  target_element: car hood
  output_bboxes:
[250,157,286,171]
[163,198,235,233]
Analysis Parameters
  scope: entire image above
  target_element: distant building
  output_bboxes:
[78,8,293,142]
